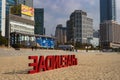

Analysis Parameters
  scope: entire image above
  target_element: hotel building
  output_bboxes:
[67,10,93,44]
[100,20,120,48]
[55,24,67,44]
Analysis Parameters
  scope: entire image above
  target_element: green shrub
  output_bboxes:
[0,35,8,46]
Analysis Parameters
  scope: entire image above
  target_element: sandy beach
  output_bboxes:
[0,48,120,80]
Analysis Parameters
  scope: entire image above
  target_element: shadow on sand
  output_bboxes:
[3,69,30,74]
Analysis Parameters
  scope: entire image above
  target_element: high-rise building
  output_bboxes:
[99,0,119,48]
[66,20,73,43]
[6,0,15,14]
[100,0,116,23]
[34,8,44,35]
[0,0,6,36]
[100,20,120,48]
[15,0,33,7]
[0,1,1,28]
[0,0,15,36]
[5,5,35,44]
[55,24,67,44]
[67,10,93,44]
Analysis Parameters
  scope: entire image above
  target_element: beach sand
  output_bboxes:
[0,49,120,80]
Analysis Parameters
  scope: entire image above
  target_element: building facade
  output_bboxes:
[67,10,93,44]
[15,0,33,7]
[5,4,35,47]
[0,0,16,36]
[100,20,120,48]
[93,30,99,38]
[100,0,116,23]
[0,0,6,36]
[5,4,34,37]
[10,32,55,48]
[10,4,34,20]
[9,14,34,34]
[6,0,15,14]
[0,1,1,32]
[100,0,118,48]
[34,8,44,35]
[55,24,67,44]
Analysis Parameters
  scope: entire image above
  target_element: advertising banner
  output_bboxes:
[21,4,34,16]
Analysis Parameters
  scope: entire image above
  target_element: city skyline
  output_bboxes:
[34,0,120,35]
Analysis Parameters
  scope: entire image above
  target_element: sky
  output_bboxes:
[34,0,120,36]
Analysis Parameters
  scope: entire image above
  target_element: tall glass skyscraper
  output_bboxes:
[34,8,44,35]
[6,0,15,14]
[100,0,116,23]
[0,0,15,36]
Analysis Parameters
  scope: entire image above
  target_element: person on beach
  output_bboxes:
[32,46,34,51]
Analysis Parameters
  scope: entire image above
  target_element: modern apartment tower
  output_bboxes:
[67,10,93,44]
[55,24,67,44]
[34,8,44,35]
[100,0,116,23]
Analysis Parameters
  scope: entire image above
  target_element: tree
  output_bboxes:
[0,32,8,46]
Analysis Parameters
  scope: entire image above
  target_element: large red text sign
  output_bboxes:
[28,55,78,74]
